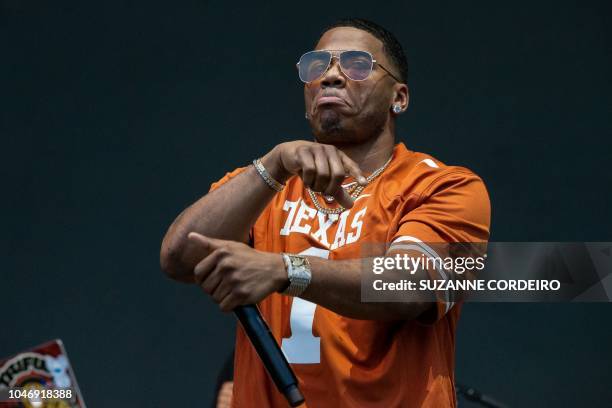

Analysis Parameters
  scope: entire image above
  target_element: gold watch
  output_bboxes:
[280,253,312,297]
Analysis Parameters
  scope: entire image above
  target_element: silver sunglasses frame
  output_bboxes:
[296,49,401,83]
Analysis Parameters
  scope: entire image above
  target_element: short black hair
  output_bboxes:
[322,18,408,84]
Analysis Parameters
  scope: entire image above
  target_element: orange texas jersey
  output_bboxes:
[209,142,491,408]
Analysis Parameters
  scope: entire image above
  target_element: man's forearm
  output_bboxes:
[160,161,280,279]
[300,255,434,321]
[160,141,369,281]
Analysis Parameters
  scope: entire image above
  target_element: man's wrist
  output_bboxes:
[273,254,290,293]
[261,146,291,184]
[279,253,312,297]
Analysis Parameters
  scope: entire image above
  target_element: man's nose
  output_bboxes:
[320,59,346,87]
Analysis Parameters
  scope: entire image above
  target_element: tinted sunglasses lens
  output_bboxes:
[340,51,373,80]
[298,51,331,83]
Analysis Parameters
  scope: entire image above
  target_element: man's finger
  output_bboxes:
[188,232,226,251]
[210,272,233,304]
[297,148,316,188]
[339,152,367,185]
[312,146,331,192]
[325,148,348,196]
[193,250,224,285]
[201,272,223,296]
[219,293,240,313]
[333,187,355,209]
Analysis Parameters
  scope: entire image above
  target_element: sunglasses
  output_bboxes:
[297,49,401,83]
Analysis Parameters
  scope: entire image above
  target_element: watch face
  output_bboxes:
[291,257,306,267]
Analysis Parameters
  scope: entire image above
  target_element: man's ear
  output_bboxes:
[393,83,409,112]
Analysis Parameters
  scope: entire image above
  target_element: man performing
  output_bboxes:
[160,18,490,408]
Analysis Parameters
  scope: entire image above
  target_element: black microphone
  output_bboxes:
[234,304,304,407]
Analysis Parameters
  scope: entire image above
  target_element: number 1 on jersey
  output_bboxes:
[281,247,329,364]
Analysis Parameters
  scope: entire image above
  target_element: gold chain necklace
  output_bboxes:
[307,156,393,215]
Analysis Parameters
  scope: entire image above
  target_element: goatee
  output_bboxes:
[320,109,342,135]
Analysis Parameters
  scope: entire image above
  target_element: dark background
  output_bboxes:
[2,0,611,406]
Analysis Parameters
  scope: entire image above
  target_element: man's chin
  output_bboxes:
[314,110,344,141]
[313,124,344,143]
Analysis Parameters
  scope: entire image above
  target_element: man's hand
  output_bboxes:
[262,141,367,209]
[188,232,287,312]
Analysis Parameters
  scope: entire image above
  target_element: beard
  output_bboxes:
[319,109,343,135]
[312,106,387,145]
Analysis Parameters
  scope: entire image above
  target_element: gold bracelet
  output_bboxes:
[253,158,285,192]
